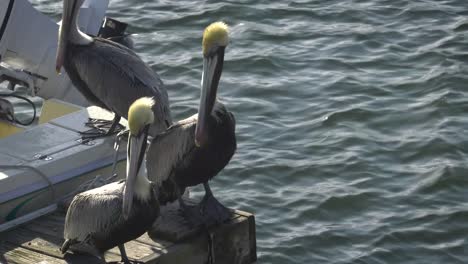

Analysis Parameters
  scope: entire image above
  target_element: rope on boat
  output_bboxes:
[58,130,128,206]
[0,165,57,232]
[0,165,57,203]
[0,131,128,228]
[108,129,128,181]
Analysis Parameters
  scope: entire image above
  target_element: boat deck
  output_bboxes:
[0,202,256,264]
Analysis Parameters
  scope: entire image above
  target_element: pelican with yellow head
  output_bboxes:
[61,98,160,263]
[196,21,230,146]
[145,22,237,226]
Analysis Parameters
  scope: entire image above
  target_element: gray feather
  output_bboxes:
[69,38,172,136]
[146,114,197,185]
[63,181,124,242]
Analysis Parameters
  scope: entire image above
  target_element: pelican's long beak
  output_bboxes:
[195,47,225,147]
[122,128,148,219]
[56,0,78,73]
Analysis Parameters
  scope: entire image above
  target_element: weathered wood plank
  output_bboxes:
[210,215,254,264]
[144,209,257,264]
[144,214,256,264]
[20,212,64,239]
[0,202,256,264]
[149,200,240,242]
[234,210,257,263]
[1,225,115,263]
[0,240,65,264]
[22,223,63,241]
[104,239,162,262]
[2,216,166,263]
[13,225,166,262]
[135,233,173,250]
[2,227,63,258]
[146,234,210,264]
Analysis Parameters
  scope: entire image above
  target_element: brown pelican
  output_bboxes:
[146,22,236,226]
[56,0,171,138]
[61,98,160,263]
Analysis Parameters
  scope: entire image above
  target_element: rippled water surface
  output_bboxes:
[30,0,468,263]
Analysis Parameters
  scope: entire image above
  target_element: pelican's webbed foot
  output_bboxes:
[178,197,205,228]
[80,115,123,140]
[199,183,231,226]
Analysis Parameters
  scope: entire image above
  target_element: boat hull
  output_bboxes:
[0,100,127,230]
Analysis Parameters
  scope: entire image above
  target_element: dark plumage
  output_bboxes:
[175,104,235,189]
[149,103,236,205]
[56,0,171,137]
[64,38,171,136]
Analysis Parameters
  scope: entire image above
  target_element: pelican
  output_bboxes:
[56,0,171,138]
[61,98,160,263]
[146,22,236,225]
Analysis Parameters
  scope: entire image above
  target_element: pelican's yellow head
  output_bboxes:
[124,97,154,220]
[202,22,229,57]
[196,22,229,147]
[128,97,155,135]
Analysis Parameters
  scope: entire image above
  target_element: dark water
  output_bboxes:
[32,0,468,263]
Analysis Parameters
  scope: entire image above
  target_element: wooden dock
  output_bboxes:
[0,202,256,264]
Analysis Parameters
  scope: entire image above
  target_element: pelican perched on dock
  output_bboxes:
[56,0,171,137]
[146,22,236,225]
[61,98,160,263]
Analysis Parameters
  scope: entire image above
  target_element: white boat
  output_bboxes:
[0,0,131,232]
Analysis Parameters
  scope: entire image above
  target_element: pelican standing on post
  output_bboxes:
[61,98,160,263]
[56,0,171,138]
[146,22,236,225]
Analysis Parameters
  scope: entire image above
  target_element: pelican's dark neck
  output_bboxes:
[212,100,221,113]
[68,5,93,45]
[209,98,220,115]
